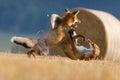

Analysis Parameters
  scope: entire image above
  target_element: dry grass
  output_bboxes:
[0,52,120,80]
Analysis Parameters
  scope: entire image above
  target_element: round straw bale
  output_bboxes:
[71,8,120,61]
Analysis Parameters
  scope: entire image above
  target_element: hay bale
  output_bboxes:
[71,8,120,61]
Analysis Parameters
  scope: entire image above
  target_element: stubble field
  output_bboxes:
[0,52,120,80]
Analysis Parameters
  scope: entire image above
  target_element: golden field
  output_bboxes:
[0,52,120,80]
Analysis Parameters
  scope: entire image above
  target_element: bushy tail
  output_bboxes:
[11,36,36,48]
[51,14,62,29]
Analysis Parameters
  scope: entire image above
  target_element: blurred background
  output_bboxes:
[0,0,120,52]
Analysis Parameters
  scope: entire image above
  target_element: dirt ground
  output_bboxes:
[0,52,120,80]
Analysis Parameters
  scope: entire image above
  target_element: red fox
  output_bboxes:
[69,29,100,60]
[11,9,81,58]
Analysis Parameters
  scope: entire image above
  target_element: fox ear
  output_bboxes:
[65,8,70,12]
[72,10,79,15]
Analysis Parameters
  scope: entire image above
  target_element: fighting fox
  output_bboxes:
[69,29,100,60]
[11,9,81,58]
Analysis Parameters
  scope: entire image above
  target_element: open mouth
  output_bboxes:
[71,20,81,28]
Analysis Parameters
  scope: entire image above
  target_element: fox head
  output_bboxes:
[62,8,81,27]
[51,9,81,29]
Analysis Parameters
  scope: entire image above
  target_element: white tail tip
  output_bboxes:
[11,36,17,43]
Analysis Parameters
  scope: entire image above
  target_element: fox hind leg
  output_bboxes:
[27,50,35,58]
